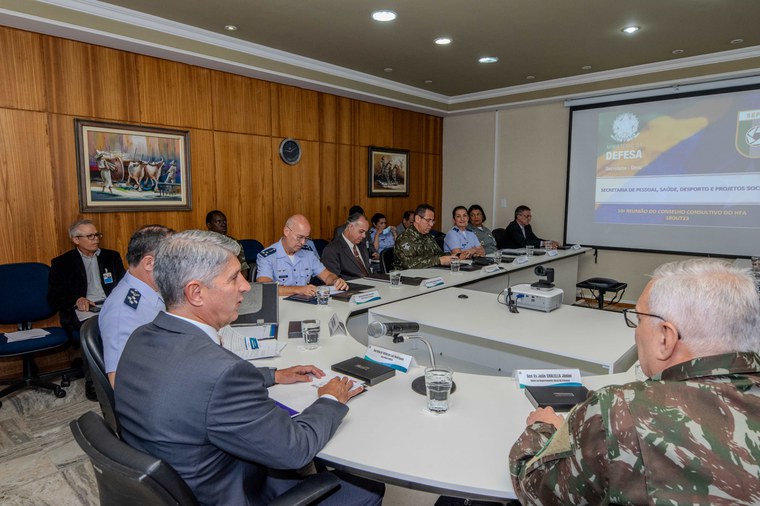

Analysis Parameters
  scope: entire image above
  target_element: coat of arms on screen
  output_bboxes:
[736,110,760,159]
[610,112,640,143]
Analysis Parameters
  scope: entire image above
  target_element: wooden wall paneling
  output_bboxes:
[317,143,356,239]
[392,108,423,153]
[137,56,213,129]
[271,83,320,142]
[211,71,271,135]
[425,115,444,154]
[270,138,322,243]
[0,28,46,111]
[184,128,218,231]
[0,109,60,265]
[43,36,140,122]
[213,132,274,243]
[319,94,354,145]
[357,102,394,148]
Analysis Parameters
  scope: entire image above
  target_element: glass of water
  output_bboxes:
[301,320,320,351]
[425,368,453,413]
[389,270,402,287]
[493,250,503,264]
[316,285,330,306]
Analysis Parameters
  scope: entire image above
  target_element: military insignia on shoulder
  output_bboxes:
[403,243,411,251]
[301,243,313,251]
[259,247,276,257]
[124,288,141,309]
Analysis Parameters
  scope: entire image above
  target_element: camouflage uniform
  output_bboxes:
[509,352,760,505]
[467,224,498,254]
[393,225,443,270]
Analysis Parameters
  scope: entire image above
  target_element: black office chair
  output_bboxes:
[240,239,265,281]
[0,262,71,408]
[71,411,342,506]
[80,316,120,435]
[312,239,329,258]
[492,228,508,249]
[380,248,395,274]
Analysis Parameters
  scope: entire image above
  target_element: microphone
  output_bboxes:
[367,321,420,338]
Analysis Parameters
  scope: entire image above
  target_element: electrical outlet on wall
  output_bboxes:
[500,199,507,208]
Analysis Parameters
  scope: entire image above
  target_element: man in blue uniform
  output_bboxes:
[256,214,349,296]
[99,224,174,386]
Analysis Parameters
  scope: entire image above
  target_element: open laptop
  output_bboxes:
[231,282,279,329]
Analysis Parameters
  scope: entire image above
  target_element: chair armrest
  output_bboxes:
[268,472,341,506]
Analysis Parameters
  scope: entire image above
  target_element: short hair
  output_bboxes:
[371,213,386,226]
[348,205,364,217]
[647,259,760,354]
[346,212,364,225]
[514,205,531,219]
[69,219,95,239]
[154,230,241,309]
[415,203,435,217]
[402,210,415,221]
[205,210,225,224]
[125,225,174,267]
[452,205,468,218]
[468,204,487,222]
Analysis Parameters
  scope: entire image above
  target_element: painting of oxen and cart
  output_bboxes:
[75,119,191,212]
[368,146,409,197]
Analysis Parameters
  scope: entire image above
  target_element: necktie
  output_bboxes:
[352,245,370,276]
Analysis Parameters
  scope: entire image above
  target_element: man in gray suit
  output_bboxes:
[322,213,373,279]
[115,230,383,505]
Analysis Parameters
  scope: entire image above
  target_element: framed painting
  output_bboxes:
[75,119,191,212]
[368,146,409,197]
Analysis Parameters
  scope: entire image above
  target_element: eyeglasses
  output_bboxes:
[75,233,103,240]
[286,226,311,243]
[623,309,682,339]
[420,217,435,225]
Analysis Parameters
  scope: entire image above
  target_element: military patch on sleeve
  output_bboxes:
[124,288,141,309]
[301,244,313,251]
[259,247,276,257]
[402,243,411,251]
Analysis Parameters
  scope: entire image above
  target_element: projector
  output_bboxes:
[507,283,563,312]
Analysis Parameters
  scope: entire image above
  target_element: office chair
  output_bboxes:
[0,262,71,408]
[80,316,120,435]
[312,239,329,258]
[71,411,342,506]
[491,228,508,250]
[240,239,265,281]
[380,248,395,274]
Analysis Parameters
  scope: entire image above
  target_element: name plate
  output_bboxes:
[349,290,381,305]
[515,368,582,388]
[514,255,530,264]
[570,244,582,250]
[421,276,445,288]
[481,264,501,274]
[328,313,347,336]
[365,344,414,372]
[546,249,559,257]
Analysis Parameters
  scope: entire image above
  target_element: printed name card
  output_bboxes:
[514,255,530,264]
[546,249,559,257]
[421,276,445,288]
[481,264,501,274]
[328,313,347,336]
[570,244,582,250]
[364,344,414,372]
[349,290,381,305]
[514,368,582,388]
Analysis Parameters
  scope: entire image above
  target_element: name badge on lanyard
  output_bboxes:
[103,269,113,284]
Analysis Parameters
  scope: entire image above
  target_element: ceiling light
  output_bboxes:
[383,67,393,73]
[730,38,744,45]
[424,80,433,84]
[526,75,535,80]
[581,65,592,70]
[434,37,452,45]
[672,49,684,55]
[224,25,237,31]
[372,10,397,22]
[478,56,499,64]
[621,25,640,34]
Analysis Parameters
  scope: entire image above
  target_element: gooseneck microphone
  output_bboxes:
[367,321,420,338]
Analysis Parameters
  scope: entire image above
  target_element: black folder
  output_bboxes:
[524,385,589,411]
[331,357,395,386]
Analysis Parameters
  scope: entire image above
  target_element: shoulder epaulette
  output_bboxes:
[259,247,276,257]
[301,244,313,251]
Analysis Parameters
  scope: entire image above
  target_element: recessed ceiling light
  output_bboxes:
[372,10,397,22]
[434,37,452,45]
[730,38,744,45]
[581,65,592,70]
[478,56,499,64]
[224,25,237,31]
[526,75,535,80]
[672,49,684,55]
[424,80,433,84]
[621,25,640,34]
[383,67,393,73]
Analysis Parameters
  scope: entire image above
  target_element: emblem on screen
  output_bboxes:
[736,110,760,158]
[610,112,640,143]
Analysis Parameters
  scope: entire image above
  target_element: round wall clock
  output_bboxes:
[279,138,302,165]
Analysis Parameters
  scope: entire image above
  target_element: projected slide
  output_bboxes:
[593,98,760,227]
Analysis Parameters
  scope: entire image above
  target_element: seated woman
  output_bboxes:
[443,206,485,259]
[370,212,397,254]
[467,204,498,254]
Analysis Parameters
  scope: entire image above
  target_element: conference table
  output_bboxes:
[240,247,640,500]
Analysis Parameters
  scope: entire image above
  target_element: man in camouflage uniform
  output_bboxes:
[393,203,453,270]
[510,258,760,505]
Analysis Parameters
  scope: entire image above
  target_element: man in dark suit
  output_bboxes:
[322,213,373,279]
[504,205,559,249]
[115,230,383,505]
[48,219,126,332]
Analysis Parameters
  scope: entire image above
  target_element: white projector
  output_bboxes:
[508,283,563,312]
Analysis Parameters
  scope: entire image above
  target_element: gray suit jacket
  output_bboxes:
[321,236,371,280]
[115,312,348,505]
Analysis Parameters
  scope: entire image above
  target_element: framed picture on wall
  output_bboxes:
[75,119,192,212]
[368,146,409,197]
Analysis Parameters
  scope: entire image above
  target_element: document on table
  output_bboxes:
[3,329,50,343]
[219,325,285,360]
[273,373,365,416]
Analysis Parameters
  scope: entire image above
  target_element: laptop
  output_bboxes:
[231,282,279,329]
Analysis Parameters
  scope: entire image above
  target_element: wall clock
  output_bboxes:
[279,138,302,165]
